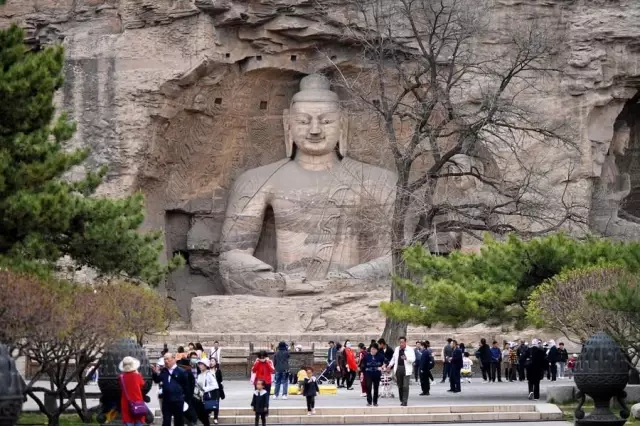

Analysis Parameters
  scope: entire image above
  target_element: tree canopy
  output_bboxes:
[382,233,640,328]
[0,24,180,283]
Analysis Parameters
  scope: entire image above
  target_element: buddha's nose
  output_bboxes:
[309,119,322,136]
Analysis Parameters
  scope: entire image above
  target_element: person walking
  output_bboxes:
[273,342,290,400]
[419,342,434,396]
[557,342,569,379]
[547,340,559,381]
[517,341,528,381]
[377,339,394,365]
[252,351,275,399]
[526,339,547,401]
[251,380,269,426]
[490,341,502,382]
[119,356,146,426]
[152,353,190,426]
[363,343,385,406]
[344,340,358,390]
[441,338,453,383]
[387,337,415,407]
[193,359,220,426]
[448,340,463,393]
[357,343,368,397]
[210,358,224,422]
[413,342,423,383]
[476,339,492,383]
[327,341,337,380]
[336,343,347,388]
[302,368,320,415]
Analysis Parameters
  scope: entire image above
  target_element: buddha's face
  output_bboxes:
[289,101,341,156]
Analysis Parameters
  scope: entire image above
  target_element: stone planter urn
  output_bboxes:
[574,332,630,425]
[96,338,153,425]
[0,344,25,426]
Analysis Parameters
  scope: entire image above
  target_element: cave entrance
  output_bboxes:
[614,93,640,218]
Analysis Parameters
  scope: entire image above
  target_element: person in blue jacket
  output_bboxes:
[153,353,190,426]
[419,342,434,396]
[490,341,503,382]
[362,343,386,406]
[448,340,463,393]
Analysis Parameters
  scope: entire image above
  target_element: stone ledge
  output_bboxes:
[547,384,640,405]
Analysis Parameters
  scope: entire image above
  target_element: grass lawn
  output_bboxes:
[558,403,638,425]
[18,413,97,426]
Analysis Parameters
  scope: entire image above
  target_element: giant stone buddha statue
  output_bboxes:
[219,74,397,296]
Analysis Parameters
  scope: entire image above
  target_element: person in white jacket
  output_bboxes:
[387,337,415,406]
[195,359,221,425]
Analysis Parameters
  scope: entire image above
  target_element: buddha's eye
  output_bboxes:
[297,119,310,124]
[322,119,334,124]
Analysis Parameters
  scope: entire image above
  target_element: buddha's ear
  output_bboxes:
[283,108,294,159]
[339,112,349,158]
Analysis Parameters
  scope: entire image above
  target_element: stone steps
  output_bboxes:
[154,404,563,424]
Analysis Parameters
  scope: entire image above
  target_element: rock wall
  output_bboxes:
[3,0,640,322]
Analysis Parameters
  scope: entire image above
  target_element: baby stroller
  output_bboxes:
[318,360,336,385]
[379,370,395,398]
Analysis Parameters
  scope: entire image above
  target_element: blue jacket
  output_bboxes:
[419,348,434,371]
[490,347,502,363]
[328,346,337,364]
[363,352,386,380]
[451,347,463,369]
[153,366,189,403]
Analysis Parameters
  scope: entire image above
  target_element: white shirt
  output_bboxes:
[462,357,473,371]
[196,370,219,398]
[167,365,176,382]
[388,345,416,376]
[210,347,221,364]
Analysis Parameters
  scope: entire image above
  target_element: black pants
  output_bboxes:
[518,364,526,381]
[254,412,266,426]
[449,368,461,392]
[420,370,431,395]
[490,363,501,381]
[550,363,557,381]
[162,400,185,426]
[306,396,315,412]
[346,370,357,389]
[481,362,490,381]
[365,375,380,405]
[192,398,216,426]
[442,362,450,381]
[528,379,541,400]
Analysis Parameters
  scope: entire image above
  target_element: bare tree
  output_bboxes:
[326,0,585,341]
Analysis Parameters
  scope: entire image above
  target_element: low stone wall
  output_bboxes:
[547,384,640,405]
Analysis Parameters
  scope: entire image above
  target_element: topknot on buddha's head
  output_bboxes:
[291,74,339,104]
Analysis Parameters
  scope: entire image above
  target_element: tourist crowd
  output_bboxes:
[116,337,576,426]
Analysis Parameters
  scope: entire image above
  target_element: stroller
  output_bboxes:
[379,370,395,398]
[317,360,336,385]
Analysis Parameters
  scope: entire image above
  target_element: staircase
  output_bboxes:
[155,404,563,424]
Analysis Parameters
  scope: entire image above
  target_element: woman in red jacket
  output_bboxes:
[252,350,276,397]
[118,356,146,426]
[344,340,358,390]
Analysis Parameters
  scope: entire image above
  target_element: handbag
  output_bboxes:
[204,398,219,411]
[119,374,147,417]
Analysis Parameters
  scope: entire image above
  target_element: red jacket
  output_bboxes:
[119,372,145,423]
[252,358,275,384]
[346,348,358,371]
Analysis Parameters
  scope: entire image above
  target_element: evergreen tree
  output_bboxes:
[382,233,640,328]
[0,25,180,283]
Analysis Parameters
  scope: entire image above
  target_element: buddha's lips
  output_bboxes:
[306,138,325,143]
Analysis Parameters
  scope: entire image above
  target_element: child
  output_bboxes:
[251,379,269,426]
[461,352,473,383]
[302,368,320,415]
[297,367,308,393]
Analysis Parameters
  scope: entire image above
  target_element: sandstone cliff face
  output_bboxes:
[3,0,640,323]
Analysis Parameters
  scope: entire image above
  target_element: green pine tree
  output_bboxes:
[0,24,181,284]
[382,233,640,328]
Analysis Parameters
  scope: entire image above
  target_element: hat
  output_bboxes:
[197,358,210,368]
[532,339,541,346]
[119,356,141,373]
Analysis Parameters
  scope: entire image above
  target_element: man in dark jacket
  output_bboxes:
[546,341,559,381]
[475,338,492,383]
[489,341,502,382]
[419,342,434,396]
[377,339,394,365]
[441,338,453,383]
[557,342,569,379]
[153,353,190,426]
[448,340,463,393]
[526,339,548,400]
[516,340,528,381]
[273,341,290,399]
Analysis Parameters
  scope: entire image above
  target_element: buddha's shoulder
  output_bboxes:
[232,159,290,189]
[342,157,397,182]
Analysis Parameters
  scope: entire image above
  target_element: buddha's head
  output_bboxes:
[284,74,348,159]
